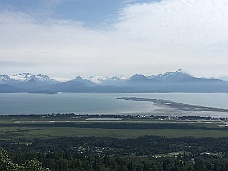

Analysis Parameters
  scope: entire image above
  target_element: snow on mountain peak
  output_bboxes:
[36,74,52,81]
[0,74,11,82]
[147,69,191,81]
[88,75,127,84]
[10,73,52,82]
[220,77,228,82]
[11,73,32,81]
[87,76,104,84]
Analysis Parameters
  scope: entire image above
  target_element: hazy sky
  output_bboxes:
[0,0,228,80]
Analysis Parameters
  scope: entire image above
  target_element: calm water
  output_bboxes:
[0,93,227,117]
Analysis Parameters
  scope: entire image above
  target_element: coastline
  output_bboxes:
[118,97,228,113]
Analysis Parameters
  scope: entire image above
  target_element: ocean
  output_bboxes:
[0,93,227,117]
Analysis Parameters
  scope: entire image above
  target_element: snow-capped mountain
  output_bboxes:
[10,73,33,81]
[1,70,228,93]
[10,73,56,82]
[220,77,228,82]
[148,69,194,81]
[0,73,58,92]
[128,69,193,82]
[0,74,11,83]
[88,75,127,84]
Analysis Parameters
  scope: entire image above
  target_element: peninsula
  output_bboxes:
[118,97,228,112]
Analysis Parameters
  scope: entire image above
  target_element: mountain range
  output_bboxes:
[0,69,228,93]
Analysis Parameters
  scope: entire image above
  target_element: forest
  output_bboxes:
[1,114,228,170]
[2,136,228,170]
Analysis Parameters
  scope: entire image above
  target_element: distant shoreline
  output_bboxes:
[118,97,228,113]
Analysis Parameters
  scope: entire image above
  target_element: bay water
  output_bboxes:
[0,93,227,117]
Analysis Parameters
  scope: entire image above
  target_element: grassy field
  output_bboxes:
[0,114,228,141]
[15,128,228,138]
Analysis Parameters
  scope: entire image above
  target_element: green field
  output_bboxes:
[0,114,228,140]
[2,127,228,140]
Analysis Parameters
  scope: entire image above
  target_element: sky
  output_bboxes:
[0,0,228,80]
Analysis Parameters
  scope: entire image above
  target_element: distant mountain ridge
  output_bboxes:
[1,70,228,93]
[0,73,56,83]
[148,69,194,81]
[0,73,58,92]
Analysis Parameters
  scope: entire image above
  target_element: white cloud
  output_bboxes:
[1,0,228,79]
[117,0,228,47]
[115,0,228,77]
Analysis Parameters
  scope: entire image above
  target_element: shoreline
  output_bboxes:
[117,97,228,113]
